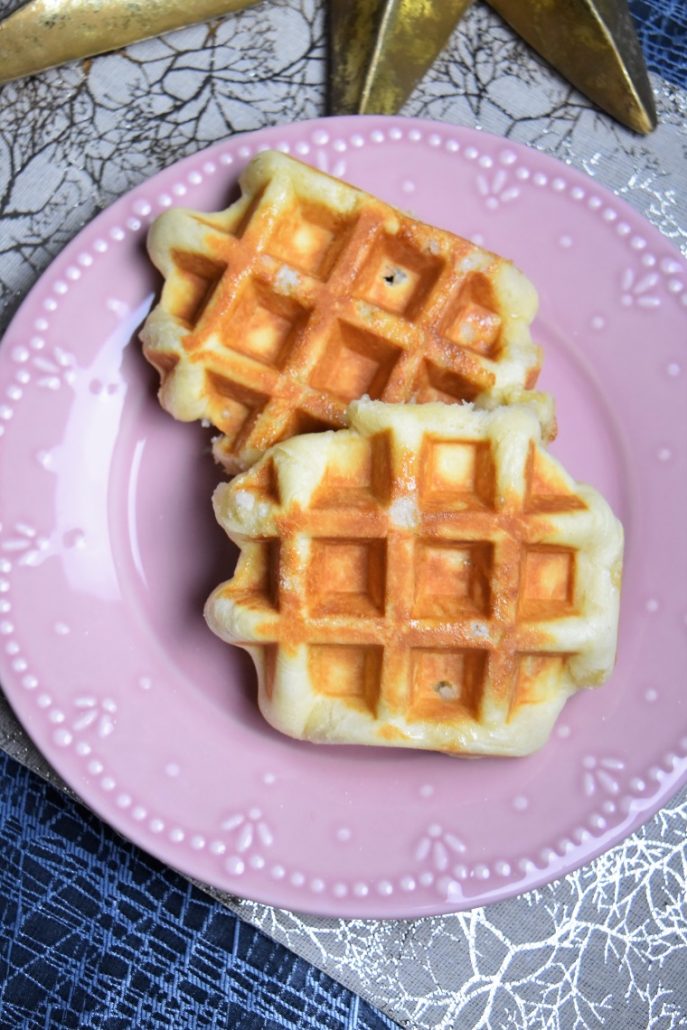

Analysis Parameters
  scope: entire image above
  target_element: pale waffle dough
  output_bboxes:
[205,400,623,757]
[140,151,555,474]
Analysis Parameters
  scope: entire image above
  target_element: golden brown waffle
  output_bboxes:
[140,151,554,473]
[205,401,623,757]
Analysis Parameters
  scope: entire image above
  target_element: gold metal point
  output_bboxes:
[0,0,259,86]
[329,0,475,116]
[486,0,657,134]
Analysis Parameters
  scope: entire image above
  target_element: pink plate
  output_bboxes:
[1,116,686,918]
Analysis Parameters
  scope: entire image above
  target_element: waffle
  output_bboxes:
[205,400,623,757]
[140,151,554,474]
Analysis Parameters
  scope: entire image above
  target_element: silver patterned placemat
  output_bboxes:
[1,2,686,1027]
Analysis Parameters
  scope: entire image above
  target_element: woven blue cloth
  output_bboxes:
[0,754,397,1029]
[631,0,687,87]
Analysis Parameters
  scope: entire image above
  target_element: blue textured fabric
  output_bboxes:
[0,753,398,1030]
[630,0,687,87]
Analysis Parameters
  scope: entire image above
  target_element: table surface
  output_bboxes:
[0,1,686,1028]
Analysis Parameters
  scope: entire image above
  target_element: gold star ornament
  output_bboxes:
[0,0,656,133]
